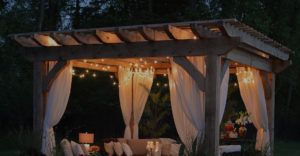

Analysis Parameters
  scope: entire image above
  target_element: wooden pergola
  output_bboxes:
[10,19,293,156]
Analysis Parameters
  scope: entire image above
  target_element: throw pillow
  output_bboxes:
[70,141,84,156]
[60,139,73,156]
[122,143,133,156]
[80,144,89,155]
[104,141,115,156]
[114,142,123,156]
[169,144,181,156]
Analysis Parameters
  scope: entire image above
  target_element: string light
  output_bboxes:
[85,69,89,73]
[154,60,158,64]
[166,56,170,59]
[163,73,167,77]
[113,81,117,86]
[234,82,238,87]
[134,63,139,67]
[110,75,114,79]
[83,60,87,63]
[101,59,104,62]
[193,36,197,40]
[139,58,143,61]
[129,63,133,66]
[95,64,99,67]
[164,83,168,87]
[156,82,160,86]
[107,66,110,69]
[144,61,147,65]
[92,73,96,77]
[79,74,85,78]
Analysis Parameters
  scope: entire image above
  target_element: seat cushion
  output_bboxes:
[60,139,73,156]
[127,139,161,155]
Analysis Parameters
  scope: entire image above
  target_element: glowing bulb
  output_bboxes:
[72,73,75,76]
[163,73,167,77]
[110,75,114,79]
[83,60,87,63]
[86,69,89,73]
[193,36,197,40]
[139,58,143,61]
[156,82,160,86]
[92,73,96,77]
[236,73,239,76]
[154,60,158,64]
[243,78,248,83]
[107,66,110,69]
[95,64,99,67]
[134,63,139,67]
[234,83,238,87]
[113,81,117,86]
[164,83,168,87]
[144,61,147,65]
[166,56,170,59]
[129,63,133,66]
[101,59,104,62]
[90,63,93,66]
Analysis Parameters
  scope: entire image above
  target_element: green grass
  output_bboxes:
[275,140,300,156]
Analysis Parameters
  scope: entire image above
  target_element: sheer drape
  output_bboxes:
[118,67,133,139]
[168,69,198,148]
[237,67,270,152]
[41,62,73,156]
[219,66,230,124]
[169,56,206,147]
[132,71,154,139]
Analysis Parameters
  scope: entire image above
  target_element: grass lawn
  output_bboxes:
[274,140,300,156]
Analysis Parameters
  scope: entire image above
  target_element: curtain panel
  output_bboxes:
[118,67,133,139]
[41,62,73,156]
[237,67,270,152]
[169,56,206,148]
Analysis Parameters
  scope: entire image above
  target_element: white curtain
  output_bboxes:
[41,62,73,156]
[118,67,133,139]
[219,66,230,124]
[236,67,270,152]
[132,70,154,139]
[168,69,198,148]
[169,56,206,147]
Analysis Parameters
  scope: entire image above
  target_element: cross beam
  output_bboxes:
[21,38,240,61]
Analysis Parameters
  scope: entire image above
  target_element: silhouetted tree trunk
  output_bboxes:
[38,0,45,31]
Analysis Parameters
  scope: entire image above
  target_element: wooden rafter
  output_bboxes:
[96,30,123,43]
[139,26,171,41]
[191,24,222,38]
[165,25,195,40]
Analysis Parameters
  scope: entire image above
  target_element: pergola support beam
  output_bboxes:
[220,59,230,83]
[21,38,240,61]
[173,56,206,92]
[266,73,275,156]
[205,54,221,156]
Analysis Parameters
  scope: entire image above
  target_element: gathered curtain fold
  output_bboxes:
[118,67,133,139]
[118,67,154,139]
[132,71,154,139]
[168,56,206,148]
[41,62,73,156]
[219,65,230,124]
[236,67,270,152]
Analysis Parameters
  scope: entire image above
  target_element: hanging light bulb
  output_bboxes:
[83,60,87,63]
[144,61,147,65]
[163,73,167,77]
[101,59,104,62]
[234,82,238,87]
[193,36,197,40]
[86,69,89,73]
[95,64,99,67]
[134,63,139,67]
[113,81,117,86]
[166,56,170,59]
[90,63,93,66]
[107,66,110,69]
[110,75,114,79]
[154,60,158,64]
[129,63,133,66]
[156,82,160,86]
[164,83,168,87]
[92,73,96,77]
[139,58,143,61]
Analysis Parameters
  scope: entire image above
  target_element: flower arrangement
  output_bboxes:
[89,145,101,156]
[235,111,252,126]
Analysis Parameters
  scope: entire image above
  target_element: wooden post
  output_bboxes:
[266,73,275,156]
[205,54,221,156]
[33,61,47,149]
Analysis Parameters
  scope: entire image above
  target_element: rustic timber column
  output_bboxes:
[33,61,47,149]
[266,73,275,156]
[205,54,221,156]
